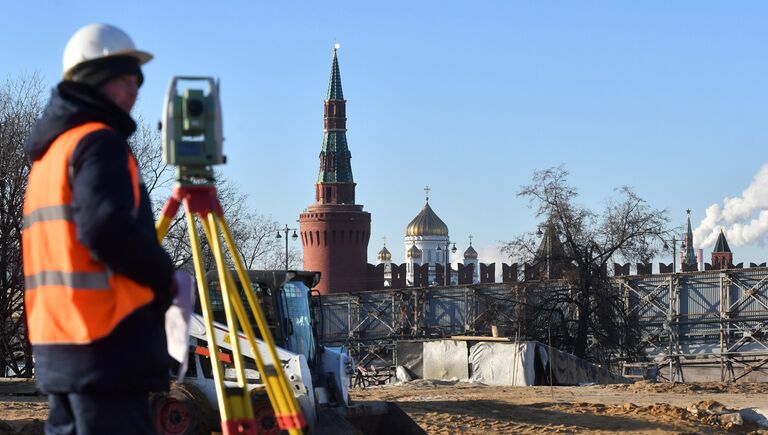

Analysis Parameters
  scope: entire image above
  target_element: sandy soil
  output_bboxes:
[350,380,768,434]
[1,379,767,434]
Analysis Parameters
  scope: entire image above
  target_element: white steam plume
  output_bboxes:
[693,163,768,248]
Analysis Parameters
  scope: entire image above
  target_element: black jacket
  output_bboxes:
[24,81,174,393]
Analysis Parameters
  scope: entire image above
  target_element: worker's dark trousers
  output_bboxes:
[46,392,155,435]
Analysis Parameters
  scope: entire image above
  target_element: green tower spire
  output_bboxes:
[316,45,356,203]
[326,46,344,100]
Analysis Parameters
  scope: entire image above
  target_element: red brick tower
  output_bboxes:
[711,229,733,270]
[299,47,371,294]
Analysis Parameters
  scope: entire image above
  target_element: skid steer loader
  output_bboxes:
[150,270,423,435]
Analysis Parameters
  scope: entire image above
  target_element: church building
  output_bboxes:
[404,188,451,284]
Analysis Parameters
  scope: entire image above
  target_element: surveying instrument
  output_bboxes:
[155,77,306,435]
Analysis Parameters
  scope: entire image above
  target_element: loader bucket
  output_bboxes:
[315,401,425,435]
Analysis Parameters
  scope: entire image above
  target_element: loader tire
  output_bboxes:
[151,382,214,435]
[251,390,281,435]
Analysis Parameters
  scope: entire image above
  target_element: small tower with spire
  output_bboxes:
[406,243,423,286]
[534,218,568,279]
[463,235,479,283]
[299,45,371,294]
[681,210,698,272]
[377,238,392,265]
[711,229,733,270]
[377,238,393,286]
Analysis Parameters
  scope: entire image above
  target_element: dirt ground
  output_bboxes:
[1,379,768,434]
[350,380,768,434]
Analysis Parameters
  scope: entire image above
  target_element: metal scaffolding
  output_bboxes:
[621,268,768,382]
[314,268,768,382]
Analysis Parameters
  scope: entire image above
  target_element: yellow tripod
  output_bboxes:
[156,184,305,435]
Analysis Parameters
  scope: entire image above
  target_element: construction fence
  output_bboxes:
[313,268,768,383]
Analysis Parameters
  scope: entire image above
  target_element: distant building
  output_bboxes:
[404,188,451,284]
[463,240,479,283]
[376,243,393,286]
[299,47,371,294]
[405,243,423,285]
[711,229,733,270]
[673,210,742,272]
[681,210,698,272]
[532,218,569,279]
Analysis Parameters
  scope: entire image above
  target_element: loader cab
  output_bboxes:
[202,270,320,365]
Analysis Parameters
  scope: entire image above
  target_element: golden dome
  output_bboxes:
[406,202,449,237]
[377,245,392,261]
[407,244,422,258]
[464,245,478,259]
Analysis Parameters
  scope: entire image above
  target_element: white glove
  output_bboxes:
[165,271,196,382]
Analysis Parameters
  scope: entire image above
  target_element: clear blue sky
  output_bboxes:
[3,1,767,266]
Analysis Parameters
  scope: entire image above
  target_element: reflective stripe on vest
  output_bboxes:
[23,122,154,345]
[22,204,73,229]
[25,271,110,291]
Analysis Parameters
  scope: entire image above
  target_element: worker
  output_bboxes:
[22,24,175,434]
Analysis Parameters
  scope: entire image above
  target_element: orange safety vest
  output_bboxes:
[23,122,155,345]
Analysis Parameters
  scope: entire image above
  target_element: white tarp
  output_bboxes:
[422,340,468,380]
[543,343,626,385]
[469,341,536,386]
[398,339,627,386]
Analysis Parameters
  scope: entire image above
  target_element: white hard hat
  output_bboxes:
[62,23,153,79]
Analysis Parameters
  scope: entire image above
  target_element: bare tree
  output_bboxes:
[130,114,173,202]
[0,74,44,377]
[127,121,302,272]
[154,172,301,273]
[502,165,670,366]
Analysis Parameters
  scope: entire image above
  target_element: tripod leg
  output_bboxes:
[185,212,230,420]
[216,216,305,434]
[200,214,249,389]
[207,215,293,426]
[200,214,257,433]
[220,267,284,410]
[155,196,181,243]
